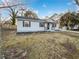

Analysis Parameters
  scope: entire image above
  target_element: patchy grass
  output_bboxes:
[1,28,79,59]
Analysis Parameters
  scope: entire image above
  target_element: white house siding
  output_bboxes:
[49,23,52,30]
[55,23,60,30]
[73,25,79,29]
[62,26,67,31]
[44,23,47,30]
[17,21,45,32]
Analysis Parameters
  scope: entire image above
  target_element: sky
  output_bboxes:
[0,0,78,19]
[25,0,77,18]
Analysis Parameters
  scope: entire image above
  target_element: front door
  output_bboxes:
[47,23,50,30]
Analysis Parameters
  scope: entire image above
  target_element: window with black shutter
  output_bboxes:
[40,22,44,27]
[23,21,31,27]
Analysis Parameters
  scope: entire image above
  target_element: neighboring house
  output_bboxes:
[49,13,64,30]
[16,16,56,32]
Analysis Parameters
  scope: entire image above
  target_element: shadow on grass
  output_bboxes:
[60,32,79,39]
[60,39,79,59]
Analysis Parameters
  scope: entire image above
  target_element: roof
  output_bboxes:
[16,16,54,23]
[49,13,63,21]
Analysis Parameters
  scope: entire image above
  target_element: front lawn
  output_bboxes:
[1,29,79,59]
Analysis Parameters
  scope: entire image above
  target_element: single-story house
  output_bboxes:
[16,16,57,32]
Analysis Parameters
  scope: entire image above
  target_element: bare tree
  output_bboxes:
[1,0,23,25]
[9,8,18,25]
[75,0,79,5]
[24,10,38,19]
[0,0,23,59]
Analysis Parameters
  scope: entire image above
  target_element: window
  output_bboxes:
[52,23,55,27]
[23,21,30,27]
[52,23,56,27]
[40,22,44,27]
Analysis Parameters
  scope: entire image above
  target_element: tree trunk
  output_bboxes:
[12,18,16,25]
